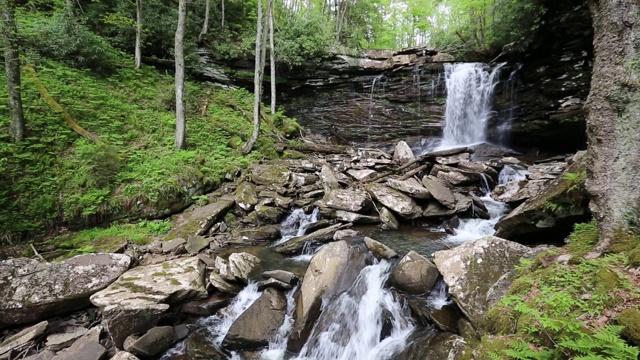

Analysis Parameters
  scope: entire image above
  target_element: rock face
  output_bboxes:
[432,236,535,333]
[90,257,207,347]
[366,184,422,219]
[390,251,439,295]
[288,241,367,352]
[222,288,287,350]
[0,254,131,328]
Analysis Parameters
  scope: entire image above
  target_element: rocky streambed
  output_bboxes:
[0,140,588,360]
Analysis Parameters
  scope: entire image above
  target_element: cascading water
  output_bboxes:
[259,285,299,359]
[273,208,319,246]
[441,63,504,147]
[294,261,414,360]
[499,164,529,184]
[426,278,452,310]
[496,64,523,146]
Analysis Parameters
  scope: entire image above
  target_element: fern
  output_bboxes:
[503,340,554,360]
[559,325,639,359]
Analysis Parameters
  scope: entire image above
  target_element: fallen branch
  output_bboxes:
[30,243,46,262]
[398,164,429,181]
[24,65,103,144]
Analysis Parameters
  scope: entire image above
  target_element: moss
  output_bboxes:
[152,271,171,276]
[615,309,640,346]
[170,279,180,286]
[515,312,537,339]
[628,246,640,267]
[609,231,639,254]
[283,150,306,159]
[486,306,519,335]
[224,212,237,224]
[474,336,510,360]
[568,220,599,256]
[227,136,243,149]
[594,268,620,293]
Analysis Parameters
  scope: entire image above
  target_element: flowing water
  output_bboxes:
[273,208,320,246]
[496,64,523,146]
[441,63,504,147]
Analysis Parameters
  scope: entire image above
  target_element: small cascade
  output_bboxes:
[273,208,319,246]
[413,66,423,118]
[259,285,299,359]
[441,63,505,147]
[429,71,444,100]
[498,164,529,184]
[497,64,523,146]
[294,261,414,360]
[368,75,386,144]
[426,278,452,310]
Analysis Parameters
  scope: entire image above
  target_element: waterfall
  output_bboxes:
[426,278,452,310]
[294,261,414,360]
[497,64,523,146]
[441,63,504,147]
[498,164,529,184]
[273,208,319,246]
[259,286,299,359]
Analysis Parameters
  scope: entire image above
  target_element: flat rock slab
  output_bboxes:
[387,178,432,199]
[0,321,48,357]
[335,210,380,224]
[166,198,234,237]
[325,189,372,213]
[364,237,398,259]
[274,223,345,254]
[421,176,456,209]
[0,254,131,328]
[347,169,377,181]
[366,184,422,219]
[433,236,534,333]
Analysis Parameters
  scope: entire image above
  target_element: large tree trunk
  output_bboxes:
[1,0,25,142]
[199,0,210,41]
[585,0,640,258]
[242,0,265,154]
[174,0,187,150]
[269,1,276,114]
[134,0,142,69]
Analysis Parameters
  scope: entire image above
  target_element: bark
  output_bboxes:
[585,0,640,258]
[242,0,265,154]
[65,0,74,18]
[1,0,25,142]
[221,0,225,28]
[174,0,187,149]
[199,0,210,42]
[134,0,142,69]
[269,1,276,114]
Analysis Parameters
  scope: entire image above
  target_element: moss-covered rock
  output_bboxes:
[609,231,639,254]
[628,246,640,267]
[616,309,640,346]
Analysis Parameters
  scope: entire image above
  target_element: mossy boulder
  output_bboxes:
[235,182,259,211]
[616,309,640,346]
[250,164,291,186]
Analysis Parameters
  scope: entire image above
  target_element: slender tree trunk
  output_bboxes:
[134,0,142,69]
[221,0,225,28]
[269,1,276,114]
[1,0,25,142]
[199,0,210,41]
[242,0,264,154]
[585,0,640,258]
[65,0,74,18]
[174,0,187,149]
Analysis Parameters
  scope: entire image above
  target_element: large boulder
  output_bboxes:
[90,257,207,347]
[491,179,549,203]
[235,182,259,211]
[393,141,416,165]
[222,288,287,350]
[422,193,472,217]
[390,251,439,295]
[288,241,367,352]
[366,184,422,219]
[124,326,185,358]
[0,254,131,328]
[324,189,372,213]
[421,176,456,209]
[387,178,432,199]
[432,236,535,333]
[250,164,291,186]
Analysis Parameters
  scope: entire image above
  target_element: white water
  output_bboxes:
[259,285,299,359]
[441,63,504,147]
[294,261,414,360]
[498,164,529,184]
[445,193,508,244]
[273,208,319,246]
[427,278,452,310]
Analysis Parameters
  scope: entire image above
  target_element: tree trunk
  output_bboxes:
[134,0,142,69]
[65,0,74,18]
[199,0,210,41]
[585,0,640,258]
[174,0,187,150]
[221,0,225,28]
[1,0,25,142]
[242,0,265,154]
[269,1,276,114]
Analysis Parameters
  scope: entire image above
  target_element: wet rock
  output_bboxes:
[274,223,345,254]
[0,321,48,358]
[492,179,549,203]
[387,178,432,199]
[335,210,380,224]
[257,278,293,291]
[162,238,186,253]
[0,254,131,328]
[235,182,259,211]
[208,272,242,294]
[124,326,181,358]
[423,193,472,217]
[391,251,439,295]
[347,169,377,181]
[228,252,261,282]
[111,352,140,360]
[222,288,287,350]
[366,184,422,219]
[51,326,105,360]
[433,236,535,333]
[333,228,360,240]
[185,331,227,360]
[234,225,281,241]
[397,331,468,360]
[304,219,331,234]
[379,207,400,230]
[253,205,286,224]
[288,241,367,352]
[180,293,231,316]
[364,237,398,259]
[259,191,294,209]
[325,189,372,213]
[185,235,209,254]
[407,298,458,333]
[320,165,341,192]
[250,164,291,186]
[458,159,499,180]
[432,164,480,186]
[393,141,416,165]
[262,270,298,285]
[194,199,235,236]
[421,176,456,209]
[45,328,88,351]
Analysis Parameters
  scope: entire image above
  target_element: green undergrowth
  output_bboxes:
[477,222,640,359]
[0,57,298,244]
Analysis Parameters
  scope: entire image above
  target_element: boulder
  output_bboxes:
[288,241,367,352]
[421,176,456,209]
[228,252,262,282]
[234,225,281,241]
[45,328,88,351]
[208,272,242,294]
[390,251,439,295]
[235,182,259,211]
[291,173,319,187]
[162,238,186,253]
[0,321,48,358]
[379,207,400,230]
[347,169,377,181]
[124,326,182,358]
[491,179,549,203]
[319,165,341,192]
[250,164,291,186]
[433,236,535,332]
[392,141,416,165]
[333,229,360,240]
[324,189,372,213]
[387,178,432,199]
[366,184,422,219]
[90,257,207,347]
[396,331,468,360]
[257,278,293,291]
[253,205,286,224]
[179,293,231,316]
[262,270,299,285]
[51,327,105,360]
[364,237,398,259]
[222,288,287,350]
[274,223,345,254]
[194,199,235,236]
[423,193,472,217]
[185,235,209,254]
[23,351,57,360]
[435,152,470,166]
[185,332,227,360]
[0,254,131,328]
[335,210,380,224]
